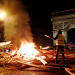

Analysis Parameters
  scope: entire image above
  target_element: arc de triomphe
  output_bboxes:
[51,9,75,48]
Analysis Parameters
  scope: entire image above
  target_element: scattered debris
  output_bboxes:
[0,45,75,72]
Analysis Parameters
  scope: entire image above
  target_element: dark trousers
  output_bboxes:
[55,45,65,65]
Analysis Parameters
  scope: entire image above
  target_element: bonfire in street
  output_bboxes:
[0,40,75,72]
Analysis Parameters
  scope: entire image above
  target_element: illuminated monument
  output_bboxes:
[51,9,75,48]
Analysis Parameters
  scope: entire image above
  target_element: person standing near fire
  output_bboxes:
[50,30,67,66]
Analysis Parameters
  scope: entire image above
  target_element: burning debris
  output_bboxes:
[0,40,75,71]
[0,0,75,73]
[0,0,56,71]
[0,42,75,71]
[0,0,34,50]
[0,43,59,71]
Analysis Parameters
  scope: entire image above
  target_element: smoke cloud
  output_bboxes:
[0,0,34,49]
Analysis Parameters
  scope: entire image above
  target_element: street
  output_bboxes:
[0,67,70,75]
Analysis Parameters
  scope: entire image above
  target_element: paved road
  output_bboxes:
[0,67,70,75]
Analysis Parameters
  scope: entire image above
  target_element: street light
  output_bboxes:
[0,12,6,18]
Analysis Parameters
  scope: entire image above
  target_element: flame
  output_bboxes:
[0,11,6,20]
[17,42,39,59]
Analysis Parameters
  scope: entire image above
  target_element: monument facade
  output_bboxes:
[51,9,75,48]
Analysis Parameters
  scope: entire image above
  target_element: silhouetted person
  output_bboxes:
[51,30,67,66]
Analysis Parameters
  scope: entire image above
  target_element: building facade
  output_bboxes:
[51,9,75,48]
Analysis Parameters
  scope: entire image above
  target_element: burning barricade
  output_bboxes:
[0,41,75,71]
[0,41,60,71]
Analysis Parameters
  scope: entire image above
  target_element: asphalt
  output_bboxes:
[0,67,71,75]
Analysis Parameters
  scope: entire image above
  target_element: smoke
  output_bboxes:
[0,0,34,49]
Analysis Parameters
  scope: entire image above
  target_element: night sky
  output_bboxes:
[22,0,75,47]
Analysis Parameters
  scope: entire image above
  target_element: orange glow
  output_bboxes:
[0,12,6,18]
[0,11,6,20]
[17,42,39,59]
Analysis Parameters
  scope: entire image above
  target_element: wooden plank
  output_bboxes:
[18,65,29,70]
[49,63,63,66]
[16,60,60,70]
[62,52,75,54]
[34,47,49,58]
[5,66,18,70]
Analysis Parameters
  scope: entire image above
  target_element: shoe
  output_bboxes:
[60,66,65,70]
[63,63,67,66]
[55,61,58,64]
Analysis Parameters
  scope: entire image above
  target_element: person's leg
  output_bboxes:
[61,46,65,65]
[55,46,59,64]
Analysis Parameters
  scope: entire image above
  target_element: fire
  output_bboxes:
[0,11,6,20]
[16,42,39,60]
[11,42,47,65]
[0,12,5,18]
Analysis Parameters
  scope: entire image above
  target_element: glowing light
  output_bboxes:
[0,14,3,18]
[6,49,10,53]
[0,41,11,46]
[0,12,6,19]
[12,50,17,55]
[2,12,5,15]
[17,42,39,59]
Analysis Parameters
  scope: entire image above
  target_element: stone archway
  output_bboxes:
[68,28,75,46]
[51,10,75,48]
